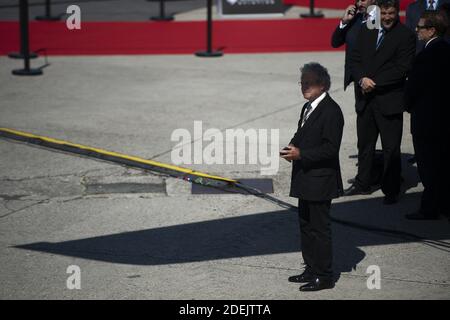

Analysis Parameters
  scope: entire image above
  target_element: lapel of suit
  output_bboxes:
[298,94,328,138]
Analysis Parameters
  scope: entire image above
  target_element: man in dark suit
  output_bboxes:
[404,11,450,220]
[331,0,384,187]
[406,0,450,31]
[281,63,344,292]
[404,1,450,165]
[345,0,416,204]
[331,0,377,90]
[406,0,450,50]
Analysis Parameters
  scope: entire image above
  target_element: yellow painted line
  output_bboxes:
[0,128,237,183]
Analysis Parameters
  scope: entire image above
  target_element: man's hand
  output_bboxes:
[360,77,376,93]
[280,145,300,162]
[342,5,357,24]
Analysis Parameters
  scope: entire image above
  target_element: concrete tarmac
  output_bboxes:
[0,50,449,299]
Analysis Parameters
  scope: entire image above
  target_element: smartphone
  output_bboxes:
[348,1,358,15]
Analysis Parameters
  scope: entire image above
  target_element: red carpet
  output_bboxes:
[283,0,414,10]
[0,19,344,55]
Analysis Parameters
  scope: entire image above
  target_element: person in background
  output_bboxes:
[331,0,383,188]
[404,11,450,220]
[345,0,416,205]
[406,0,450,50]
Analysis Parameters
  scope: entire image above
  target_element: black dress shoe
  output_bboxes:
[343,184,371,196]
[383,195,398,205]
[405,212,439,220]
[288,269,314,283]
[299,277,334,292]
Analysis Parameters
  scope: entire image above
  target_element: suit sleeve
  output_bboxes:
[372,31,416,87]
[349,28,365,85]
[299,107,344,167]
[331,24,347,48]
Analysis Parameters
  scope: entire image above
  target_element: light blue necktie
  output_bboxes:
[376,29,385,50]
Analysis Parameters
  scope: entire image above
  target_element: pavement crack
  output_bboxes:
[0,168,120,183]
[0,199,50,220]
[0,201,13,214]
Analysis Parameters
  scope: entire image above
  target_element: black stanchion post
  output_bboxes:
[195,0,223,57]
[150,0,174,21]
[36,0,64,21]
[300,0,324,18]
[12,0,43,76]
[8,0,38,59]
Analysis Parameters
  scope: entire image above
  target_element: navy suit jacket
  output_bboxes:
[405,38,450,137]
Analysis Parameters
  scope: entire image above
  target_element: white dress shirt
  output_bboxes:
[301,92,327,127]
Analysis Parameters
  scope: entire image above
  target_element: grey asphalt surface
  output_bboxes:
[0,1,449,301]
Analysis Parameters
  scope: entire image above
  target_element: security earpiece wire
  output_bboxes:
[1,128,449,251]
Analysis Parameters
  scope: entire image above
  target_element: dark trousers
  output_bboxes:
[355,102,403,196]
[298,199,333,279]
[413,134,440,217]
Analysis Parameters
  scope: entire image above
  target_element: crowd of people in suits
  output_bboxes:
[332,0,450,220]
[280,0,449,292]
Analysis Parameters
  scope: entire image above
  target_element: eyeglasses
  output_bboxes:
[416,25,433,29]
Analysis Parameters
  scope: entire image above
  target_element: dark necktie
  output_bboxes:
[376,29,385,50]
[427,0,435,10]
[301,103,312,127]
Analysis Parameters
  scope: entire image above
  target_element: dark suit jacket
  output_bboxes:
[331,13,365,90]
[405,38,450,137]
[405,0,450,52]
[349,20,416,115]
[406,0,450,31]
[289,94,344,201]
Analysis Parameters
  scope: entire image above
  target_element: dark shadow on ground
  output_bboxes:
[15,192,450,282]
